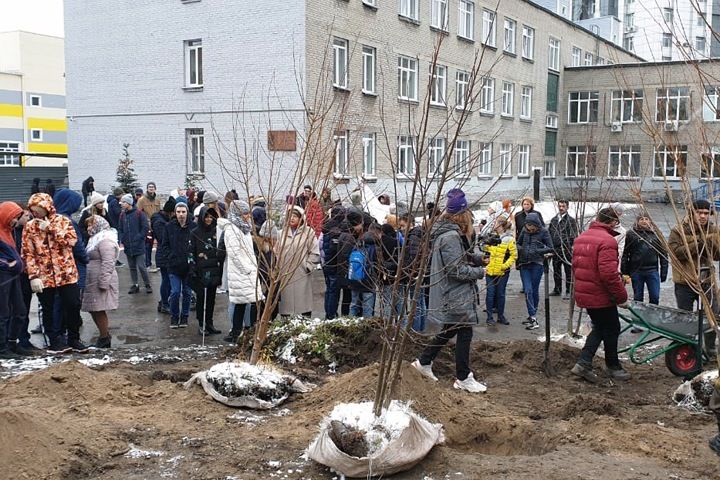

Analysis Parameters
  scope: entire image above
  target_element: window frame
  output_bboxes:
[454,139,470,176]
[654,145,687,179]
[517,145,530,176]
[398,56,419,102]
[0,141,20,166]
[30,129,43,141]
[520,86,532,119]
[568,91,600,124]
[548,37,560,71]
[332,37,349,89]
[362,132,376,178]
[701,147,720,179]
[571,46,581,66]
[430,64,447,106]
[430,0,449,31]
[457,0,474,40]
[503,18,516,54]
[399,0,419,21]
[334,130,349,177]
[481,9,496,48]
[499,143,512,176]
[608,145,641,178]
[521,25,534,60]
[565,145,597,178]
[584,52,593,66]
[29,95,42,107]
[501,81,514,117]
[480,76,495,114]
[362,45,376,94]
[186,128,205,175]
[655,87,690,123]
[611,89,644,123]
[478,142,492,176]
[455,70,470,110]
[428,137,446,177]
[397,135,416,176]
[703,86,720,122]
[184,39,203,88]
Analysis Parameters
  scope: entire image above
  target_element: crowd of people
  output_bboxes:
[2,180,720,454]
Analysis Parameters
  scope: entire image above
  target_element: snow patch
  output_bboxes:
[124,444,165,459]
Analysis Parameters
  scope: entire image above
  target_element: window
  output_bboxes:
[332,37,349,89]
[399,0,419,21]
[654,145,686,178]
[703,86,720,121]
[430,65,447,106]
[545,130,557,157]
[520,86,532,119]
[662,33,672,49]
[398,56,418,101]
[568,91,599,124]
[546,73,559,112]
[595,57,605,65]
[29,95,41,107]
[521,26,534,59]
[697,36,706,52]
[363,0,377,6]
[454,140,470,175]
[186,128,205,174]
[656,87,689,122]
[548,37,560,71]
[30,129,42,141]
[566,146,597,177]
[362,45,376,94]
[428,137,446,176]
[184,39,203,87]
[479,142,492,175]
[499,143,512,176]
[334,130,349,176]
[455,70,470,109]
[663,7,673,23]
[701,148,720,178]
[480,76,495,113]
[625,13,634,26]
[544,159,556,177]
[571,46,581,66]
[0,141,20,166]
[608,145,641,178]
[518,145,530,175]
[501,81,514,116]
[623,36,634,51]
[546,114,558,128]
[611,89,643,123]
[698,14,705,27]
[397,136,416,176]
[431,0,449,30]
[482,9,496,47]
[362,133,376,177]
[458,0,474,40]
[584,52,593,65]
[503,18,516,54]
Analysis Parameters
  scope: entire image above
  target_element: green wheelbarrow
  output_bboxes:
[618,301,712,377]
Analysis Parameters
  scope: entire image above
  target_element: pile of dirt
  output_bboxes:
[1,337,719,479]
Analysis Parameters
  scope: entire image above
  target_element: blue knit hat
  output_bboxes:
[445,188,468,214]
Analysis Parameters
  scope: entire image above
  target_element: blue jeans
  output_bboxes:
[631,270,660,305]
[159,267,170,306]
[169,273,192,318]
[381,284,405,320]
[395,282,426,332]
[520,263,544,317]
[350,290,375,318]
[486,272,510,321]
[323,267,340,320]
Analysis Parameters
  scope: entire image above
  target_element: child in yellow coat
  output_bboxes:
[484,219,518,325]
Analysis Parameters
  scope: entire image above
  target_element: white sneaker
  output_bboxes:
[411,359,438,381]
[453,372,487,393]
[148,267,159,273]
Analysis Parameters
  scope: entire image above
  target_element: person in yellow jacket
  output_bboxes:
[484,219,517,326]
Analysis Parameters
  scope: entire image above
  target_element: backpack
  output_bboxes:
[348,241,372,282]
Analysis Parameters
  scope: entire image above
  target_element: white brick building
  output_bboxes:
[65,0,640,203]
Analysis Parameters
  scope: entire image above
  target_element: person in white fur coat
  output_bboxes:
[221,200,264,343]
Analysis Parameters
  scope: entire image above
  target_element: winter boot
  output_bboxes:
[92,336,112,349]
[170,317,180,329]
[179,316,189,328]
[204,320,221,335]
[0,347,21,360]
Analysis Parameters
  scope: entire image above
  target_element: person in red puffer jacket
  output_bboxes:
[570,207,629,383]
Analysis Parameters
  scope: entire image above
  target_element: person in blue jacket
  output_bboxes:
[118,194,152,294]
[52,188,89,339]
[517,212,554,331]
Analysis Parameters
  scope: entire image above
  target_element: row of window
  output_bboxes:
[570,46,605,67]
[566,87,720,124]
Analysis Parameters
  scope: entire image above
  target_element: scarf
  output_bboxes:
[86,215,119,254]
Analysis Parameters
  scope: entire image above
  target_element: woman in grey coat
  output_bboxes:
[82,215,119,348]
[411,189,488,393]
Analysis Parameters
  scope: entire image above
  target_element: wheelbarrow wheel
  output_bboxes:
[665,344,699,377]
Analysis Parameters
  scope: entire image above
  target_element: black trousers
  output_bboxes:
[37,283,82,341]
[194,285,217,326]
[419,323,473,381]
[552,253,572,293]
[578,305,621,369]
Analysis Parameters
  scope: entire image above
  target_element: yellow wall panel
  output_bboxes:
[0,104,23,117]
[26,143,67,154]
[27,117,67,131]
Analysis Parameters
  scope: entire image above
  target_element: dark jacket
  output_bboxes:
[118,205,149,256]
[337,230,378,292]
[321,211,348,272]
[160,217,197,276]
[81,177,94,197]
[515,209,545,236]
[400,225,425,283]
[107,195,122,229]
[549,213,579,254]
[188,206,224,288]
[516,225,553,266]
[0,240,22,275]
[667,219,720,286]
[53,188,89,288]
[428,219,485,324]
[151,211,172,268]
[621,226,669,280]
[379,224,399,285]
[572,221,628,309]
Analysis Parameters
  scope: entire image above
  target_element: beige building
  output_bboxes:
[0,31,67,167]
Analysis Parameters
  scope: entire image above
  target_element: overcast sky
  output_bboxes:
[0,0,64,37]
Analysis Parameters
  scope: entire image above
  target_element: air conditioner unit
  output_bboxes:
[611,122,622,132]
[664,120,679,132]
[625,26,637,33]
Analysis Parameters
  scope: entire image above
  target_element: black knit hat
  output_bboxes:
[163,197,177,213]
[346,210,363,227]
[692,199,712,211]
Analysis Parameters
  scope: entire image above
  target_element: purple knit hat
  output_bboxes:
[445,188,468,214]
